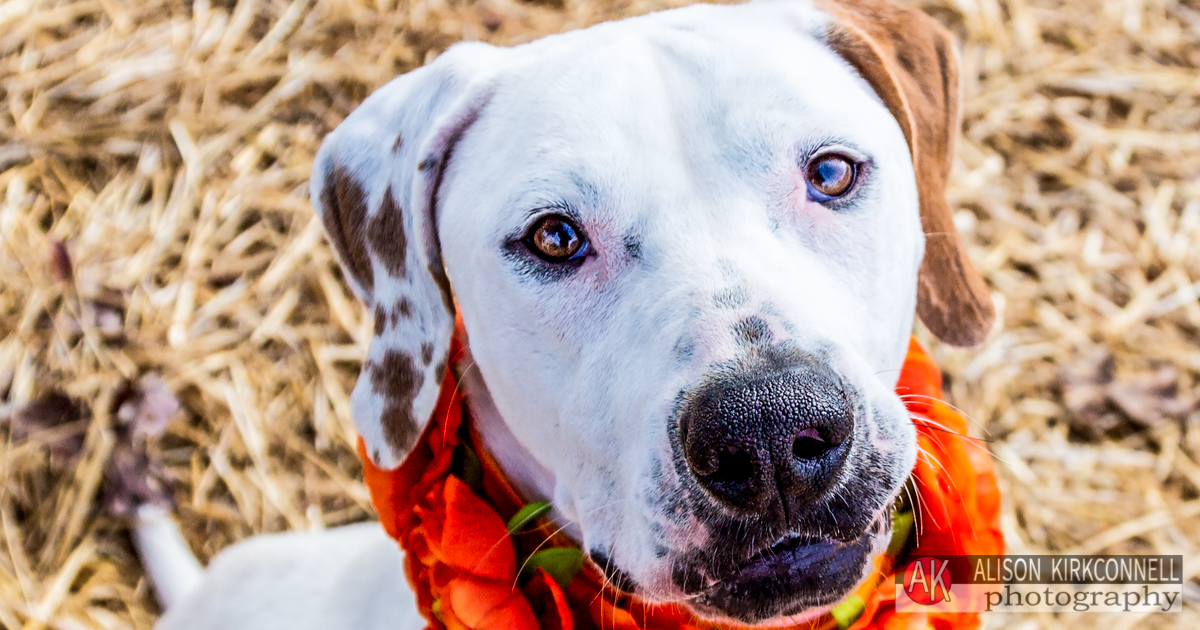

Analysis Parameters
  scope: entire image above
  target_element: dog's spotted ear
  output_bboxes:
[818,0,994,347]
[311,44,502,468]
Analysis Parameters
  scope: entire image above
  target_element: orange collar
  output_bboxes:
[358,334,1003,630]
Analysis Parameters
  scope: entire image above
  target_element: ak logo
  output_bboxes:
[903,557,953,605]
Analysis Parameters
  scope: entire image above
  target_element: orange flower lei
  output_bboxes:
[358,333,1003,630]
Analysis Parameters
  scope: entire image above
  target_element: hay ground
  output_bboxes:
[1,0,1199,627]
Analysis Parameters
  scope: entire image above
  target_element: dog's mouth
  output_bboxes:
[687,511,890,624]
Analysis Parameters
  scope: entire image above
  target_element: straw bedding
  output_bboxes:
[0,0,1198,627]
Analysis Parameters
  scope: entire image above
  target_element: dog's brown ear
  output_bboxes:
[818,0,994,347]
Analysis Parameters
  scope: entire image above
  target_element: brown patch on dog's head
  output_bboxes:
[819,0,994,347]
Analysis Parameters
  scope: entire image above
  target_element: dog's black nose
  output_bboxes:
[681,361,854,515]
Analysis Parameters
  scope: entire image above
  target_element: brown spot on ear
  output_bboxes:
[319,165,374,295]
[893,46,917,76]
[374,305,387,336]
[434,360,447,384]
[369,351,424,453]
[391,297,411,327]
[420,342,433,366]
[392,133,404,153]
[367,187,408,277]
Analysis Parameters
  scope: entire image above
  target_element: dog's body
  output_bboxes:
[145,510,417,629]
[138,1,994,628]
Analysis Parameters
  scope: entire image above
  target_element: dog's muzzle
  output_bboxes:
[671,352,895,622]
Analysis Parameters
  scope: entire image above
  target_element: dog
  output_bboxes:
[135,0,994,627]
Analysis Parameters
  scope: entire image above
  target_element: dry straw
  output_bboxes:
[1,0,1198,627]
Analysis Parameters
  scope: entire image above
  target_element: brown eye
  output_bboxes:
[805,154,857,200]
[525,215,586,262]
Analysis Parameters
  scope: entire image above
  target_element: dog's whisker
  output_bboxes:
[824,493,840,526]
[907,412,1024,475]
[908,417,963,495]
[521,496,640,614]
[913,413,1024,474]
[911,414,955,455]
[911,446,973,539]
[445,360,479,443]
[511,520,577,589]
[511,496,631,591]
[902,478,924,546]
[911,419,994,444]
[907,457,942,533]
[908,411,985,444]
[602,549,620,630]
[898,394,993,438]
[650,589,709,604]
[914,444,982,543]
[478,494,625,585]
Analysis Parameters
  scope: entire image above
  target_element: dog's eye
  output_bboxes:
[805,154,857,200]
[525,215,587,262]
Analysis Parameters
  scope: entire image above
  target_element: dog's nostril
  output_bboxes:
[708,447,754,485]
[792,428,833,460]
[690,449,719,476]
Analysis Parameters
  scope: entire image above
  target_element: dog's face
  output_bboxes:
[312,0,993,625]
[443,9,924,622]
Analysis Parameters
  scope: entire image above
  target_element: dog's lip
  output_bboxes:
[713,533,848,587]
[760,533,843,560]
[682,529,875,624]
[698,507,891,594]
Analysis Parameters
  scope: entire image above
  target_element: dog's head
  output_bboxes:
[311,0,992,624]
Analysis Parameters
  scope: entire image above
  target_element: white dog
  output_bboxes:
[137,0,993,627]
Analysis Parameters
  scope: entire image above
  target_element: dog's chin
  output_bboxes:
[684,512,890,626]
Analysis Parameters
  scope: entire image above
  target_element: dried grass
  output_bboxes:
[0,0,1198,627]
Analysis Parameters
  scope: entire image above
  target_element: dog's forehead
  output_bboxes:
[457,4,903,212]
